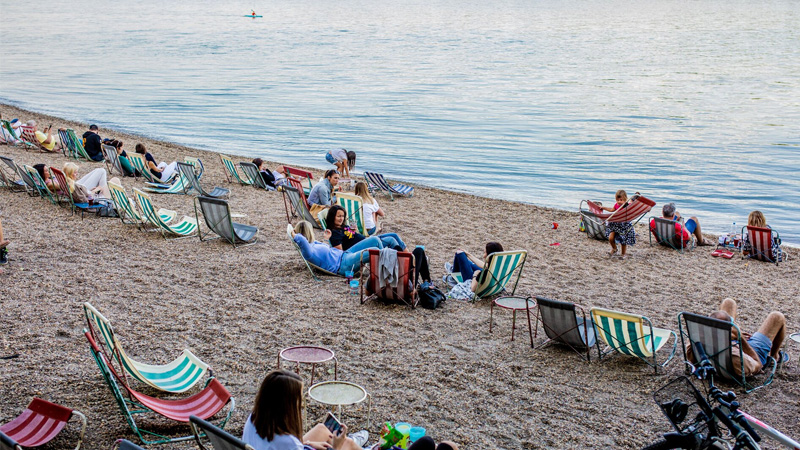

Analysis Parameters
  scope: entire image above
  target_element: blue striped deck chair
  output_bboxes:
[108,181,177,229]
[678,312,776,393]
[23,165,57,204]
[177,162,229,198]
[194,196,258,248]
[58,129,77,159]
[363,171,413,201]
[133,188,198,239]
[219,154,253,186]
[451,250,527,302]
[84,302,211,394]
[590,307,677,373]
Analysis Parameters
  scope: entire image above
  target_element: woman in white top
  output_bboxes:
[325,148,356,179]
[354,182,383,235]
[242,370,367,450]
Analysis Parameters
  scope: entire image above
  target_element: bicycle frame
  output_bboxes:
[734,410,800,450]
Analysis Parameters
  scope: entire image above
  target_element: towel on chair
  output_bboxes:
[378,247,399,289]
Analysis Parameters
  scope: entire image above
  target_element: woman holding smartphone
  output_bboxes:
[242,370,368,450]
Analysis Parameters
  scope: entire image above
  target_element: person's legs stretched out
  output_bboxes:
[452,252,481,281]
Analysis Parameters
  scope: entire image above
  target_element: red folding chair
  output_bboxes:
[360,249,417,308]
[743,225,782,264]
[0,398,86,450]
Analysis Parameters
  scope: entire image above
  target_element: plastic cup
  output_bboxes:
[409,427,425,443]
[394,423,411,449]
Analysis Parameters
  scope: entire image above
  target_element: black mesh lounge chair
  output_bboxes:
[533,297,596,361]
[114,439,146,450]
[194,196,258,248]
[238,162,274,191]
[678,312,776,393]
[578,200,607,241]
[102,144,125,177]
[0,157,25,193]
[177,162,229,198]
[190,415,255,450]
[280,185,322,229]
[649,216,695,252]
[0,156,36,196]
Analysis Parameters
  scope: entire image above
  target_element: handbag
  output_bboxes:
[418,281,445,310]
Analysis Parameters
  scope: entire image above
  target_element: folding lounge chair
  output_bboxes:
[49,167,101,218]
[533,296,596,361]
[452,250,527,302]
[286,224,343,281]
[190,415,256,450]
[102,144,125,176]
[177,162,229,198]
[678,312,776,393]
[108,181,177,228]
[360,248,417,308]
[280,185,322,229]
[66,129,95,161]
[283,166,315,195]
[590,307,677,373]
[0,157,25,193]
[742,225,784,265]
[23,165,57,205]
[0,398,87,450]
[580,196,656,240]
[238,162,273,191]
[336,192,371,236]
[0,157,36,196]
[649,216,695,252]
[84,331,234,445]
[84,302,211,393]
[126,153,176,188]
[579,200,608,241]
[112,440,145,450]
[363,171,413,200]
[317,210,328,229]
[219,155,253,186]
[133,188,198,239]
[18,125,41,151]
[1,119,20,146]
[194,196,258,247]
[184,156,205,180]
[57,129,76,159]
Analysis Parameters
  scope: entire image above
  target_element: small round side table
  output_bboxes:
[277,346,338,386]
[308,381,371,428]
[489,296,535,345]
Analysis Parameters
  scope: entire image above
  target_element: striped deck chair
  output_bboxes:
[280,185,322,229]
[84,302,211,393]
[605,195,656,225]
[649,217,695,252]
[453,250,527,301]
[0,157,35,196]
[317,210,328,229]
[286,224,342,281]
[18,125,41,151]
[360,248,417,308]
[49,167,101,218]
[184,156,205,180]
[533,297,596,361]
[23,165,57,205]
[127,153,167,185]
[0,398,87,450]
[190,415,256,450]
[102,144,125,176]
[363,171,414,200]
[336,192,370,235]
[66,129,94,161]
[742,225,784,265]
[283,166,315,195]
[219,155,253,185]
[238,162,273,191]
[57,129,76,159]
[177,162,229,198]
[108,182,176,228]
[590,307,677,373]
[579,200,608,240]
[678,312,776,393]
[84,331,234,445]
[133,188,198,239]
[194,196,258,247]
[1,119,20,146]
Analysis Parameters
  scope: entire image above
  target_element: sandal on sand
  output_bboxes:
[711,249,734,259]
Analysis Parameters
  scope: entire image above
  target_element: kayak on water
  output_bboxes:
[245,15,263,18]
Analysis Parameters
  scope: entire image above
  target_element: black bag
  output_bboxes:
[95,199,119,218]
[418,281,446,310]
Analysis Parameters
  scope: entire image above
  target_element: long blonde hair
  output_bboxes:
[294,221,315,242]
[63,162,78,192]
[748,210,766,227]
[354,181,373,204]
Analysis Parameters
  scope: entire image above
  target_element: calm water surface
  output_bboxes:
[1,0,799,244]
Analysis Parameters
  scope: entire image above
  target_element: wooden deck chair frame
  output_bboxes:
[579,200,608,241]
[84,331,233,446]
[133,188,198,239]
[363,171,414,200]
[190,415,256,450]
[193,196,258,248]
[678,312,776,393]
[533,296,596,362]
[591,307,677,373]
[177,162,229,198]
[742,225,782,265]
[286,224,343,282]
[360,249,417,308]
[470,250,527,302]
[280,185,322,229]
[649,216,696,253]
[219,154,253,185]
[23,165,57,205]
[0,398,87,450]
[102,144,125,176]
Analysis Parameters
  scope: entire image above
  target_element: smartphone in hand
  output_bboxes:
[323,412,342,434]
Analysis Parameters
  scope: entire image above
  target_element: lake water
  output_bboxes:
[2,0,799,244]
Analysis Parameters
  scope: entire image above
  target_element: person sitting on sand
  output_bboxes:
[82,125,105,161]
[243,370,368,450]
[649,202,713,247]
[325,205,408,252]
[325,148,356,179]
[104,139,136,176]
[291,220,384,276]
[354,181,384,235]
[307,169,339,220]
[25,120,61,153]
[741,210,784,262]
[63,162,118,203]
[0,216,9,266]
[688,298,788,376]
[135,143,178,183]
[598,189,638,259]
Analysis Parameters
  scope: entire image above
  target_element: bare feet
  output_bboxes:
[700,238,713,246]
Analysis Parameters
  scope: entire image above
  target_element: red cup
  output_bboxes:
[551,222,559,229]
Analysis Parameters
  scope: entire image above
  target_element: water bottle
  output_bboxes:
[349,280,359,297]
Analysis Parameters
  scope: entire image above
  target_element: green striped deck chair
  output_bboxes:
[1,119,20,146]
[127,153,165,185]
[336,192,370,236]
[183,156,204,180]
[219,154,253,185]
[23,165,57,205]
[456,250,527,301]
[66,128,94,161]
[108,182,176,228]
[317,210,328,230]
[84,303,210,394]
[590,307,677,373]
[133,188,198,239]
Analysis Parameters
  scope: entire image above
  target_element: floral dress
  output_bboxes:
[605,202,637,245]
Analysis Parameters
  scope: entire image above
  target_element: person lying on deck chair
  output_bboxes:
[325,205,408,252]
[688,298,788,376]
[63,162,119,203]
[290,220,384,276]
[650,202,713,246]
[33,164,60,192]
[25,120,62,153]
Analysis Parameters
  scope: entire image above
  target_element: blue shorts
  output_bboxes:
[685,218,697,234]
[747,332,772,366]
[325,152,337,164]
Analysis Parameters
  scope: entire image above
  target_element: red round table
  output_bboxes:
[277,346,338,386]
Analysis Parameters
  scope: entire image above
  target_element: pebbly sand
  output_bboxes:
[0,104,798,449]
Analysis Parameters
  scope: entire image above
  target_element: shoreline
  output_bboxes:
[1,104,798,449]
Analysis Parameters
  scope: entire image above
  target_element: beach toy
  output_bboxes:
[394,423,411,449]
[551,222,558,229]
[349,279,359,296]
[409,427,425,443]
[549,242,560,246]
[378,422,403,450]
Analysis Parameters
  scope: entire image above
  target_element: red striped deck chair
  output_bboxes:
[0,398,87,450]
[18,125,41,151]
[360,249,417,308]
[84,331,234,445]
[742,225,784,265]
[605,195,656,224]
[283,166,315,195]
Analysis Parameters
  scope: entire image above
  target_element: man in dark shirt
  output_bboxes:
[82,124,104,162]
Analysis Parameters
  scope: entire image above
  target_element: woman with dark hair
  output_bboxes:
[291,221,384,276]
[325,205,408,252]
[448,242,504,293]
[135,143,177,182]
[325,149,356,179]
[242,370,367,450]
[105,139,136,176]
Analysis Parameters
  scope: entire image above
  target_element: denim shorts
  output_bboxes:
[747,332,772,365]
[325,152,337,164]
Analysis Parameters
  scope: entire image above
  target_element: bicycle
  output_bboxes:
[644,342,800,450]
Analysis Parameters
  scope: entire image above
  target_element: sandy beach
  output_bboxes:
[0,103,798,449]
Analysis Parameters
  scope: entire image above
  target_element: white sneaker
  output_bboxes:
[349,430,369,447]
[444,262,453,273]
